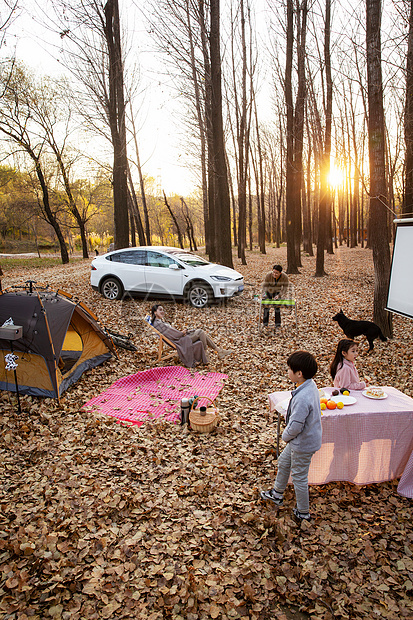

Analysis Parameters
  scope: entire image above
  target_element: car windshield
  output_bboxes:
[167,252,210,267]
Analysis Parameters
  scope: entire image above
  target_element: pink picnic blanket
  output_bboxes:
[83,366,227,426]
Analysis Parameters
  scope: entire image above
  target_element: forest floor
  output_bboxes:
[1,245,412,620]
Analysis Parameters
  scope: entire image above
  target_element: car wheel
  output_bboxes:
[101,277,123,300]
[188,283,213,308]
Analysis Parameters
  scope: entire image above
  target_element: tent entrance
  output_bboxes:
[59,326,83,374]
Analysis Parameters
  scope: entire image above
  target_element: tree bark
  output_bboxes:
[366,0,393,337]
[315,0,332,276]
[127,166,146,245]
[104,0,129,249]
[163,191,184,248]
[253,90,266,254]
[285,0,299,273]
[129,103,150,245]
[34,159,69,264]
[404,0,413,216]
[209,0,233,268]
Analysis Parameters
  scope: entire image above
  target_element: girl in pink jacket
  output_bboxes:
[330,339,367,391]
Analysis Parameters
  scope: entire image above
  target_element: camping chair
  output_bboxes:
[143,315,179,363]
[257,286,298,331]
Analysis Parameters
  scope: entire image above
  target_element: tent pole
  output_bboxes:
[36,291,61,402]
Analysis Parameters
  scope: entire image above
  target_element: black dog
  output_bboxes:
[332,309,387,351]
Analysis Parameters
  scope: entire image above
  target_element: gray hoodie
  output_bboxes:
[282,379,322,453]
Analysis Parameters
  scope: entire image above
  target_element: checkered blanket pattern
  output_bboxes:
[83,366,227,426]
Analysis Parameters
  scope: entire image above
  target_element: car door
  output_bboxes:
[145,250,184,296]
[110,249,147,292]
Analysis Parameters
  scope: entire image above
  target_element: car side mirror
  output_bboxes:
[169,264,181,270]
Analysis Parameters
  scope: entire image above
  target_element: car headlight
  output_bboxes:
[210,276,232,282]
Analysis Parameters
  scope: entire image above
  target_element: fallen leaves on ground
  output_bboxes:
[1,246,412,620]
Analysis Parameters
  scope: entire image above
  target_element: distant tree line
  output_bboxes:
[1,0,412,335]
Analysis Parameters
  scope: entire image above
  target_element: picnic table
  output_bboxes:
[268,385,413,498]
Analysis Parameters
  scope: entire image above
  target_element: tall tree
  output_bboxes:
[163,191,184,248]
[252,92,266,254]
[366,0,393,336]
[285,0,296,271]
[404,0,413,216]
[32,78,91,258]
[315,0,332,277]
[0,63,69,263]
[285,0,308,274]
[103,0,129,249]
[209,0,233,267]
[55,0,130,249]
[128,102,150,245]
[228,0,254,265]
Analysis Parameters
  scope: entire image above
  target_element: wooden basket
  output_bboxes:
[189,396,219,433]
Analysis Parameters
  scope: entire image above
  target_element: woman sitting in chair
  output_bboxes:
[150,305,231,368]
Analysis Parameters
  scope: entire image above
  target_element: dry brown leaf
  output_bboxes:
[1,247,412,620]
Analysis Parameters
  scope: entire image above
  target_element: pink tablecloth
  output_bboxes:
[268,386,413,498]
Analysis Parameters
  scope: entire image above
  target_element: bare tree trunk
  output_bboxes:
[366,0,393,337]
[225,147,237,247]
[248,177,253,250]
[252,90,266,254]
[129,209,136,246]
[163,191,184,248]
[285,0,299,273]
[209,0,233,267]
[302,124,313,255]
[230,0,252,266]
[293,0,307,268]
[405,0,413,216]
[315,0,332,276]
[35,160,69,264]
[127,167,146,245]
[186,0,209,246]
[198,0,215,258]
[52,148,89,258]
[104,0,129,249]
[180,198,198,251]
[129,103,150,245]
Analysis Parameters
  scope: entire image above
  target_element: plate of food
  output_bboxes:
[362,386,388,400]
[330,395,357,405]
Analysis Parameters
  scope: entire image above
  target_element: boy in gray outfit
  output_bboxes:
[261,351,322,521]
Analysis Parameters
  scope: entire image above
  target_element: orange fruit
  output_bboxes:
[320,397,328,404]
[326,400,337,410]
[336,401,344,409]
[320,402,327,410]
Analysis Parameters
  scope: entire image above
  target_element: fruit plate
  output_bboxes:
[362,390,388,400]
[330,395,357,405]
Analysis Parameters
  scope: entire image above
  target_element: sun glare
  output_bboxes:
[328,165,345,188]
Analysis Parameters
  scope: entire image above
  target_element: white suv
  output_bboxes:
[91,246,244,308]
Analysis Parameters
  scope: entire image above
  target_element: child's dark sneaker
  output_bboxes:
[292,507,311,521]
[260,489,284,506]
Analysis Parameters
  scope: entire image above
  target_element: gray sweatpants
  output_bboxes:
[273,442,315,513]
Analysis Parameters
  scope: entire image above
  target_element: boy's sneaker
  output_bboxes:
[260,489,284,506]
[292,507,311,522]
